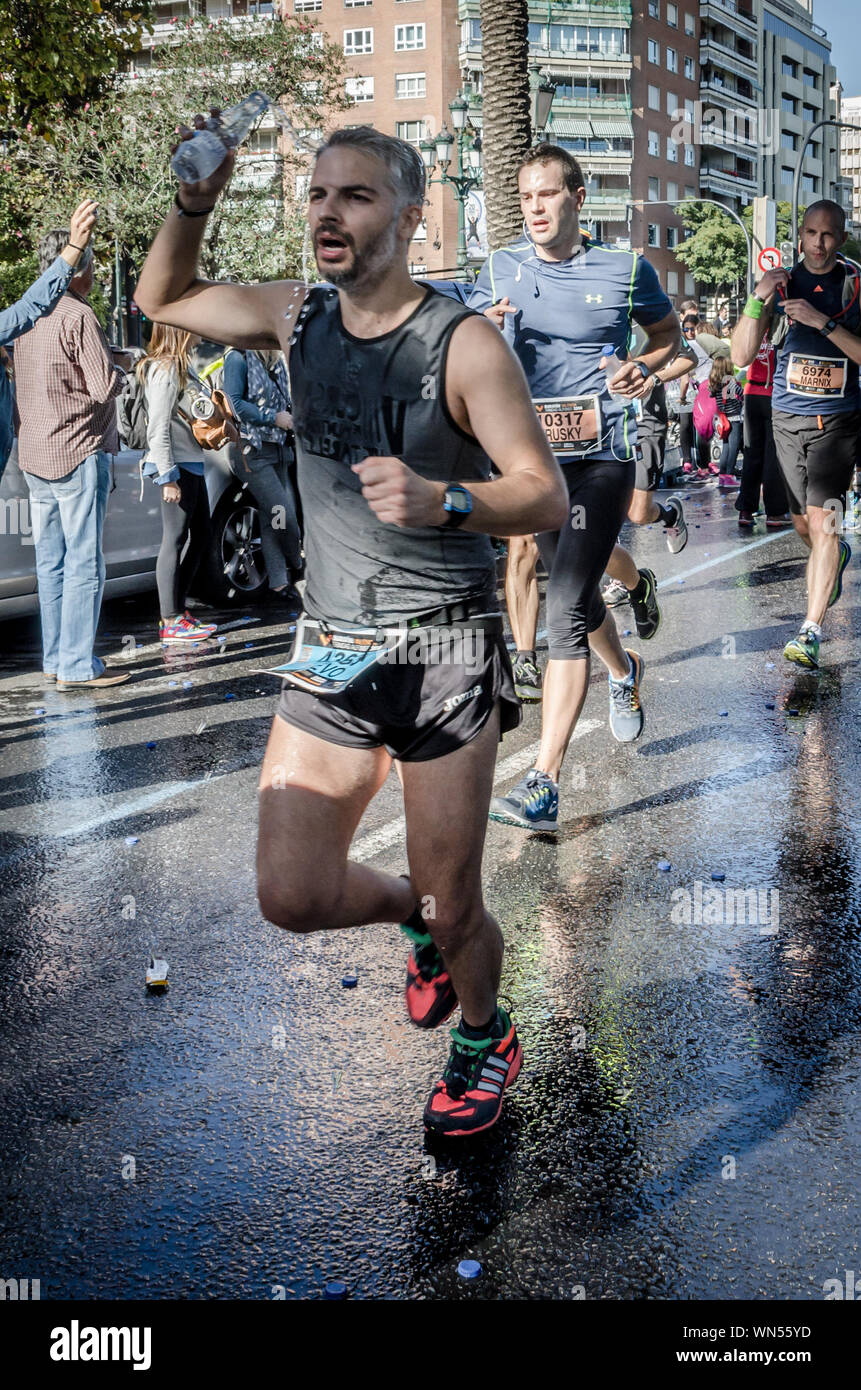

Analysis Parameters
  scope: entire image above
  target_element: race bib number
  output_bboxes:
[786,353,848,399]
[257,619,404,695]
[533,395,601,455]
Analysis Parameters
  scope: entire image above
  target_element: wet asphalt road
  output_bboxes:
[1,482,860,1302]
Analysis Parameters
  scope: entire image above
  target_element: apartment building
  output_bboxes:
[697,0,759,214]
[630,0,699,303]
[759,0,840,208]
[839,94,861,236]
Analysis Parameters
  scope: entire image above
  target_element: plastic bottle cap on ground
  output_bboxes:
[719,711,728,717]
[168,681,177,687]
[765,662,775,669]
[183,681,193,688]
[342,972,358,988]
[225,693,236,700]
[711,871,726,882]
[458,1260,482,1280]
[324,1281,348,1300]
[788,707,800,716]
[146,741,156,749]
[245,642,254,649]
[125,836,139,846]
[623,629,632,636]
[658,860,672,872]
[765,702,775,710]
[34,708,46,715]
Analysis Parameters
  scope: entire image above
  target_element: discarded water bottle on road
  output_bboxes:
[170,91,270,185]
[600,344,627,402]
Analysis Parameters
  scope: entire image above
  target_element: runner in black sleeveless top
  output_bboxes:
[136,123,567,1138]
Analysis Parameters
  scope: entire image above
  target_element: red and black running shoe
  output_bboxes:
[401,919,457,1030]
[423,1006,522,1137]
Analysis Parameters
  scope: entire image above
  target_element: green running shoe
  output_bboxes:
[828,539,851,608]
[784,628,820,669]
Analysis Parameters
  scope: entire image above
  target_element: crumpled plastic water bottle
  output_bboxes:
[170,91,270,184]
[600,343,627,403]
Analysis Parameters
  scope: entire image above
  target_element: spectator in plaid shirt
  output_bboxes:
[14,225,133,689]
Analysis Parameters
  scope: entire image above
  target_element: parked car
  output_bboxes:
[0,437,271,620]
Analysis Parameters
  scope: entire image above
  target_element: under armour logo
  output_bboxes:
[585,294,603,304]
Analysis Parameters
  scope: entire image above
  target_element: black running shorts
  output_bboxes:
[276,619,521,762]
[771,409,861,514]
[634,415,667,492]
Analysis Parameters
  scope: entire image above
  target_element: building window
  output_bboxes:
[803,69,818,89]
[648,0,659,17]
[684,12,695,36]
[395,72,426,99]
[684,144,695,167]
[294,0,321,10]
[685,184,695,199]
[666,91,677,115]
[666,137,678,163]
[412,219,427,241]
[667,270,679,294]
[648,38,659,64]
[667,3,678,28]
[648,129,660,156]
[684,55,694,81]
[344,0,372,6]
[779,166,793,186]
[648,223,660,247]
[395,23,425,51]
[396,120,425,144]
[410,264,428,274]
[344,28,373,55]
[296,174,311,199]
[781,130,799,152]
[782,57,798,79]
[666,226,678,248]
[666,47,677,73]
[667,180,678,201]
[648,176,660,200]
[803,103,816,121]
[802,173,816,194]
[346,76,374,103]
[782,96,798,116]
[685,273,695,295]
[648,85,661,110]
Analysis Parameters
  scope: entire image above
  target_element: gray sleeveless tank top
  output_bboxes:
[287,284,496,625]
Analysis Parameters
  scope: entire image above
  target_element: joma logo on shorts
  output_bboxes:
[442,685,481,713]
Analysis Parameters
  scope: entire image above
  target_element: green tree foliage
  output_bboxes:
[0,0,155,135]
[673,200,806,293]
[0,14,345,317]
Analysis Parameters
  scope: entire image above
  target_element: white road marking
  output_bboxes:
[655,528,788,588]
[351,718,603,863]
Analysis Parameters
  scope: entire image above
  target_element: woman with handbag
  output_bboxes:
[222,346,303,620]
[137,324,219,643]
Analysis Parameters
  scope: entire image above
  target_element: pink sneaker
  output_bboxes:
[718,473,737,488]
[160,612,218,644]
[682,462,693,474]
[709,461,720,475]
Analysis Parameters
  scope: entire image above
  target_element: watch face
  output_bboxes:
[446,488,470,513]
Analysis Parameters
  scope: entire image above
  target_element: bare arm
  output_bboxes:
[732,268,785,368]
[352,316,568,536]
[134,145,305,348]
[609,310,682,399]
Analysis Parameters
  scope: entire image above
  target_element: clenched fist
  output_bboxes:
[352,456,446,528]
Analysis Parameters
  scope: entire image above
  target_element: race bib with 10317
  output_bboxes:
[257,619,405,695]
[786,354,848,398]
[533,395,602,455]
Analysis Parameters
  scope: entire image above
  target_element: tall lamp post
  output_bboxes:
[420,92,483,271]
[530,66,556,141]
[791,119,861,261]
[627,196,754,294]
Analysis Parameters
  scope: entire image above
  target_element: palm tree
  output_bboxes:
[479,0,531,250]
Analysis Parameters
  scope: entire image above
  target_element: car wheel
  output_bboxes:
[197,486,268,604]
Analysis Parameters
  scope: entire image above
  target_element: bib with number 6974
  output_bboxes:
[786,353,848,399]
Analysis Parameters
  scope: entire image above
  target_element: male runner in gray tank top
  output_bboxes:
[136,122,567,1138]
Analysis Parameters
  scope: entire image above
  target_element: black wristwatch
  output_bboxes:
[632,359,651,381]
[442,485,472,528]
[820,317,838,337]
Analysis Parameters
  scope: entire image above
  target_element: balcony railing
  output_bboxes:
[701,0,756,32]
[699,79,759,109]
[700,36,757,75]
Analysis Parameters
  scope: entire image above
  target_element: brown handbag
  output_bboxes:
[177,379,241,450]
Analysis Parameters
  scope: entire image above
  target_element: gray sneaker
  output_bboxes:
[603,578,629,608]
[608,650,644,743]
[663,494,688,554]
[513,655,543,702]
[490,769,559,831]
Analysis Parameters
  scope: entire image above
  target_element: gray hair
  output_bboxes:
[316,126,426,209]
[38,228,93,275]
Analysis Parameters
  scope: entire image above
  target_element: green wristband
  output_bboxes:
[743,294,763,320]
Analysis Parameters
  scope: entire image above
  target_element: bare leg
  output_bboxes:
[804,504,841,627]
[257,718,415,932]
[605,542,640,590]
[400,710,502,1027]
[627,488,660,526]
[588,607,631,681]
[505,534,540,652]
[534,658,590,784]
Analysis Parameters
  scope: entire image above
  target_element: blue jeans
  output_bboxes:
[24,452,111,681]
[719,420,743,474]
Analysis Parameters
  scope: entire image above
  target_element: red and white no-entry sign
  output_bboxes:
[758,246,781,272]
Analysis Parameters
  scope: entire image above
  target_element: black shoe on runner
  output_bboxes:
[630,567,660,640]
[513,654,543,702]
[423,1006,522,1137]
